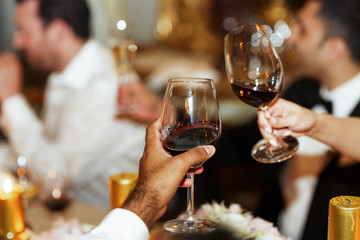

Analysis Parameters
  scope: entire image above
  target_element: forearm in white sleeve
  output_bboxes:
[0,94,73,183]
[1,94,43,149]
[81,208,150,240]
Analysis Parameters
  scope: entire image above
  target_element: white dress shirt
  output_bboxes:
[0,40,146,207]
[278,72,360,240]
[81,209,149,240]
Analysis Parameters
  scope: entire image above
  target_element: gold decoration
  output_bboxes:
[262,0,294,26]
[0,181,25,239]
[108,172,138,209]
[154,0,221,54]
[328,196,360,240]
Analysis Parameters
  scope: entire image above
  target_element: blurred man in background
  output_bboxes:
[0,0,146,207]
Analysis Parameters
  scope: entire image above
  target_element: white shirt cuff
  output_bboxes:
[82,208,150,240]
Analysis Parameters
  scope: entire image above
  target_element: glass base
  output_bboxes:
[163,217,216,233]
[251,136,299,163]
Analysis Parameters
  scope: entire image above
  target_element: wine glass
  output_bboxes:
[106,18,137,76]
[40,169,71,220]
[161,78,222,233]
[224,24,298,163]
[103,0,138,116]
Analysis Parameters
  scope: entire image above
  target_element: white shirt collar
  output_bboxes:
[48,40,110,91]
[319,72,360,117]
[298,72,360,155]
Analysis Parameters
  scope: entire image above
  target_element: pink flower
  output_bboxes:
[250,218,289,240]
[49,220,83,240]
[27,219,89,240]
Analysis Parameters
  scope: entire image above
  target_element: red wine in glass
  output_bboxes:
[163,122,220,169]
[44,194,71,212]
[224,24,298,163]
[230,81,279,109]
[161,78,221,233]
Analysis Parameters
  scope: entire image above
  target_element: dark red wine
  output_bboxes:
[163,122,220,168]
[44,196,70,212]
[230,82,279,108]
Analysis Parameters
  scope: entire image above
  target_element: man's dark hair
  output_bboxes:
[17,0,90,39]
[315,0,360,63]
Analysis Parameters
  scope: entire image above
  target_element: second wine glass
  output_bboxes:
[161,78,222,233]
[224,24,298,163]
[40,169,71,221]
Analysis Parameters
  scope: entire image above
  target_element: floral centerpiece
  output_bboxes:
[26,218,93,240]
[196,201,289,240]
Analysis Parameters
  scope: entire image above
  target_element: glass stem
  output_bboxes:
[185,170,196,219]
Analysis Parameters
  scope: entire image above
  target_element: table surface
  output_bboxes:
[25,199,109,233]
[24,199,167,239]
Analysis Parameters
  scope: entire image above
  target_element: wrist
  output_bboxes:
[0,91,20,103]
[121,186,160,228]
[307,112,325,138]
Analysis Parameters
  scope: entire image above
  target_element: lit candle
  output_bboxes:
[328,195,360,240]
[109,172,138,209]
[0,178,25,239]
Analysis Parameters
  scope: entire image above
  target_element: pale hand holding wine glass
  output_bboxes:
[224,24,298,163]
[161,78,222,233]
[106,15,139,116]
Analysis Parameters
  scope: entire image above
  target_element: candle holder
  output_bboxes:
[0,178,25,239]
[108,172,138,209]
[328,195,360,240]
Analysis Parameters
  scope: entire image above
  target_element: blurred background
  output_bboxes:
[0,0,304,124]
[0,0,304,215]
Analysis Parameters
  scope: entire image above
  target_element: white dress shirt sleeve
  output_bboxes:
[1,94,43,157]
[1,94,42,139]
[80,209,150,240]
[0,93,72,180]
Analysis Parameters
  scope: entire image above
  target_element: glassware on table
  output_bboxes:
[40,169,71,218]
[224,24,298,163]
[161,78,222,233]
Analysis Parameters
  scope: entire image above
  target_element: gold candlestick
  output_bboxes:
[0,179,25,239]
[328,195,360,240]
[109,172,138,209]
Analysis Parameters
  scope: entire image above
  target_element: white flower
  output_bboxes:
[228,203,243,214]
[218,213,253,239]
[195,202,289,240]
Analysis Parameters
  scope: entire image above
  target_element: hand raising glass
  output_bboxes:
[224,24,298,163]
[161,78,221,233]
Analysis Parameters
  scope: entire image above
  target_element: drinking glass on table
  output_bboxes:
[161,78,222,233]
[224,24,298,163]
[40,169,71,219]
